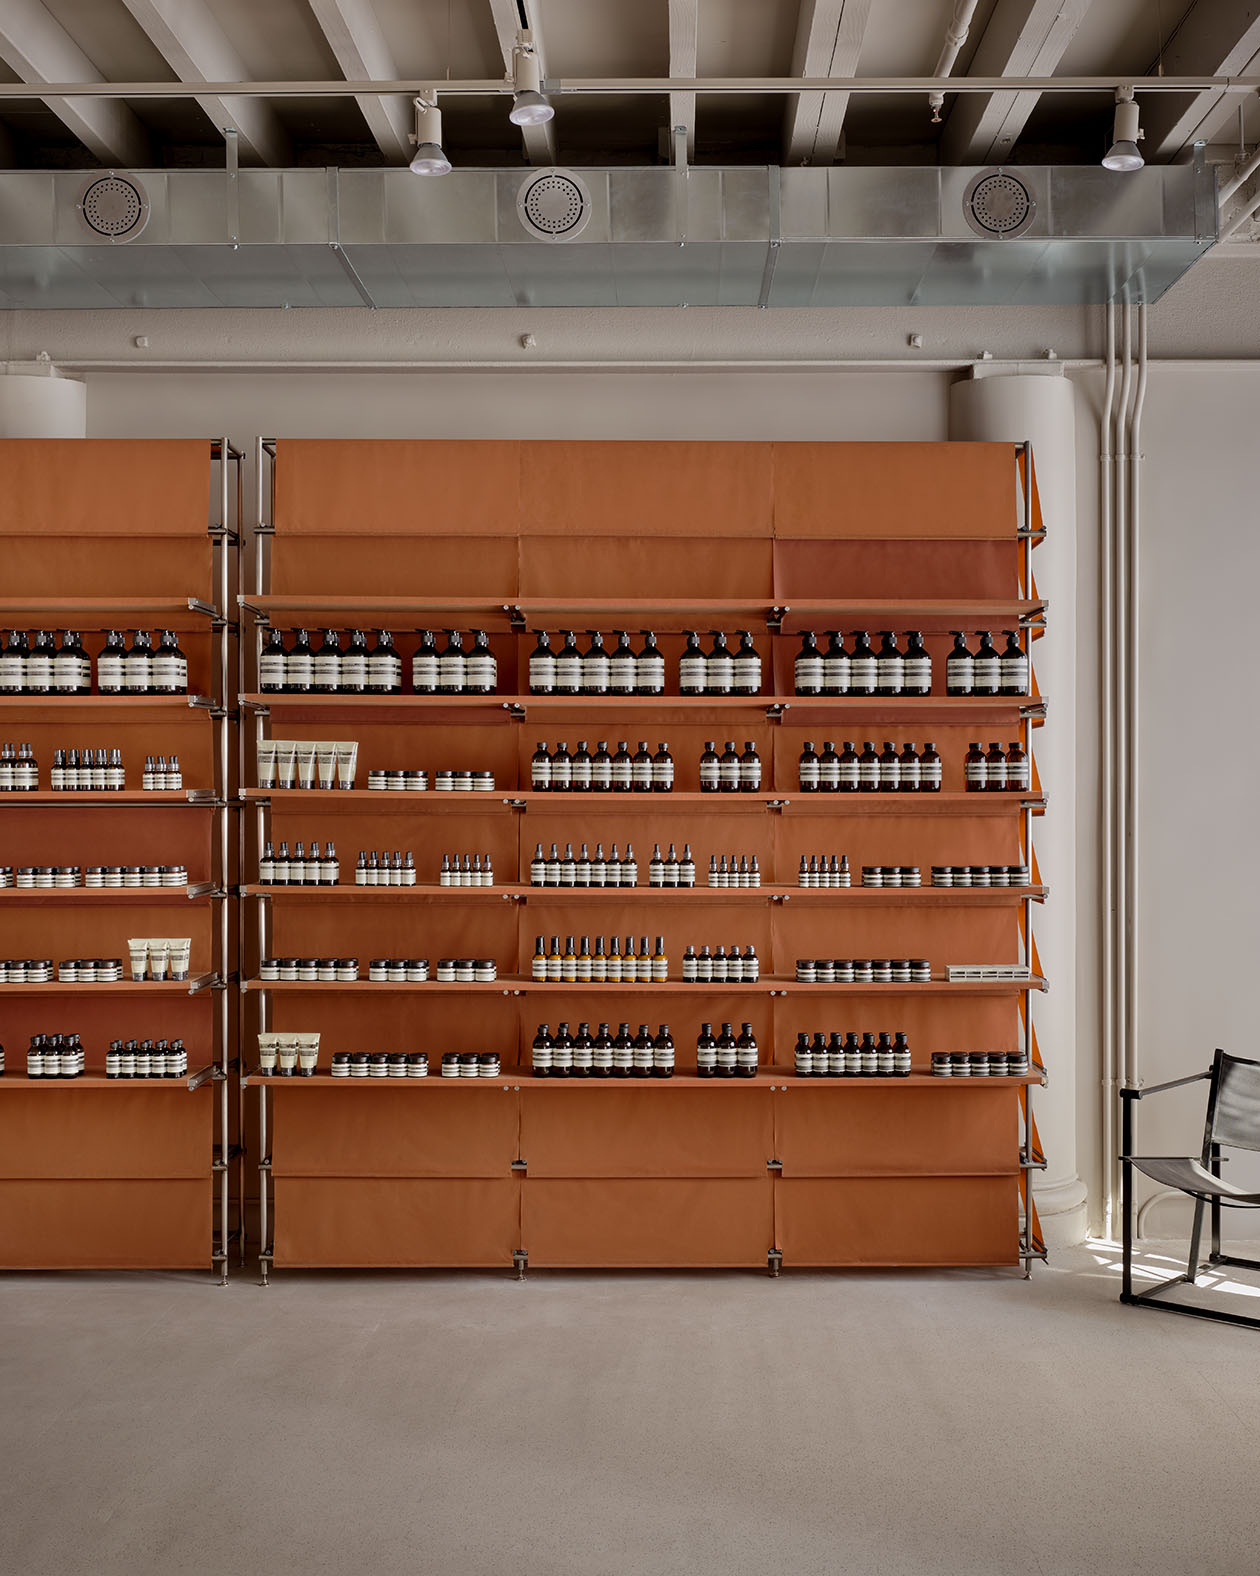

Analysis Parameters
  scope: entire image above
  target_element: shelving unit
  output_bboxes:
[244,437,1048,1278]
[0,438,240,1277]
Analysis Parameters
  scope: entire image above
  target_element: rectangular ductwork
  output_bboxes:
[0,160,1216,310]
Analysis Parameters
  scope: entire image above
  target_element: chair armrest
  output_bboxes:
[1121,1071,1211,1101]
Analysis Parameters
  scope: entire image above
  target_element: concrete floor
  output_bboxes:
[2,1242,1258,1576]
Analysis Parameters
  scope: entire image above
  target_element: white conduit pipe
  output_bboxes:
[1125,305,1148,1097]
[1099,303,1118,1235]
[928,0,982,119]
[1216,191,1260,242]
[1114,306,1134,1117]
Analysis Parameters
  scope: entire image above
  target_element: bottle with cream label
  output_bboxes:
[609,631,636,695]
[636,632,665,695]
[341,629,368,692]
[920,740,942,793]
[823,631,849,695]
[848,631,877,696]
[581,632,609,695]
[946,631,973,696]
[285,629,313,693]
[903,631,932,696]
[680,632,706,696]
[410,630,438,693]
[733,631,762,695]
[1001,630,1029,696]
[0,632,26,695]
[1006,739,1030,792]
[313,630,341,693]
[529,630,555,694]
[591,740,612,791]
[965,741,987,792]
[26,632,53,694]
[794,632,823,696]
[259,629,287,692]
[876,632,904,696]
[435,631,465,695]
[466,630,497,694]
[972,631,1001,696]
[707,632,734,695]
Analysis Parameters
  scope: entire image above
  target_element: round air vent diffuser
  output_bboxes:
[516,170,592,242]
[77,174,150,242]
[963,170,1035,240]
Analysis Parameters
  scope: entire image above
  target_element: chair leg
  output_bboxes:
[1187,1197,1206,1283]
[1121,1155,1134,1302]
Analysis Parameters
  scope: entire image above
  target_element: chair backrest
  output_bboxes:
[1205,1049,1260,1156]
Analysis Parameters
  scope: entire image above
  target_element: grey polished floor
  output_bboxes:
[1,1242,1257,1576]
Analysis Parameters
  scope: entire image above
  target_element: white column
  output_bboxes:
[950,369,1088,1248]
[0,365,86,437]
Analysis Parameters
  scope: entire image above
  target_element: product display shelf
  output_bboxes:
[0,436,241,1278]
[247,436,1048,1278]
[0,886,219,903]
[0,974,221,995]
[242,975,1046,995]
[2,1069,219,1092]
[1,790,222,807]
[240,786,1047,816]
[241,691,1045,723]
[242,882,1048,905]
[244,1068,1043,1089]
[238,593,1047,635]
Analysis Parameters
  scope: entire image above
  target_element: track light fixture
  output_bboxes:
[1102,86,1143,173]
[509,47,554,127]
[409,94,451,176]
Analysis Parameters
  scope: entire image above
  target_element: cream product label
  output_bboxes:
[946,657,971,687]
[858,762,879,788]
[529,654,555,689]
[903,658,931,689]
[965,761,987,785]
[1001,657,1028,691]
[733,656,760,689]
[680,654,706,690]
[972,657,999,688]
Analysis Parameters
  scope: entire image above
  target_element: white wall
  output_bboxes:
[1128,366,1260,1236]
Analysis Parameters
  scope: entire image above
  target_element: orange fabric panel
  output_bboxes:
[0,1178,210,1268]
[772,443,1015,539]
[0,1003,216,1076]
[773,728,1025,811]
[521,442,774,538]
[263,996,522,1064]
[274,440,521,536]
[519,535,773,598]
[0,440,209,538]
[524,1178,773,1267]
[770,904,1016,971]
[0,805,214,879]
[274,1176,520,1267]
[270,535,519,596]
[0,905,212,969]
[0,1087,211,1178]
[775,1176,1018,1266]
[773,538,1018,601]
[774,1085,1019,1177]
[270,1085,517,1177]
[520,1085,772,1177]
[1,538,210,599]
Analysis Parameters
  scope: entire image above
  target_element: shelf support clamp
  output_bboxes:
[513,1249,528,1281]
[768,1248,783,1278]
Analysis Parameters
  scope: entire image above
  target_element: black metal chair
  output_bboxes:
[1122,1048,1260,1328]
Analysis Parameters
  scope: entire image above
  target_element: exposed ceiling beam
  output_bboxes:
[1140,3,1260,161]
[117,0,290,166]
[306,0,411,163]
[939,0,1091,165]
[784,0,874,165]
[0,0,151,167]
[487,0,556,165]
[669,0,698,159]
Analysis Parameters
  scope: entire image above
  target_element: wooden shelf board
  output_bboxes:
[0,887,214,903]
[240,787,1046,816]
[242,883,1046,905]
[244,1069,1040,1089]
[0,791,214,807]
[0,1074,203,1091]
[242,693,1035,719]
[0,974,217,996]
[243,975,1046,995]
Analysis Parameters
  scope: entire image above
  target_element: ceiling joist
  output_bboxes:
[306,0,412,164]
[784,0,874,166]
[939,0,1091,165]
[117,0,290,165]
[1139,4,1260,161]
[669,0,698,160]
[0,0,151,167]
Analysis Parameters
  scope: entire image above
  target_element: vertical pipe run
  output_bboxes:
[1099,303,1118,1234]
[1125,307,1148,1099]
[1114,307,1134,1112]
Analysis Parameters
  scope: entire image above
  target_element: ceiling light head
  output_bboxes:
[1102,86,1144,173]
[510,48,554,126]
[409,96,451,176]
